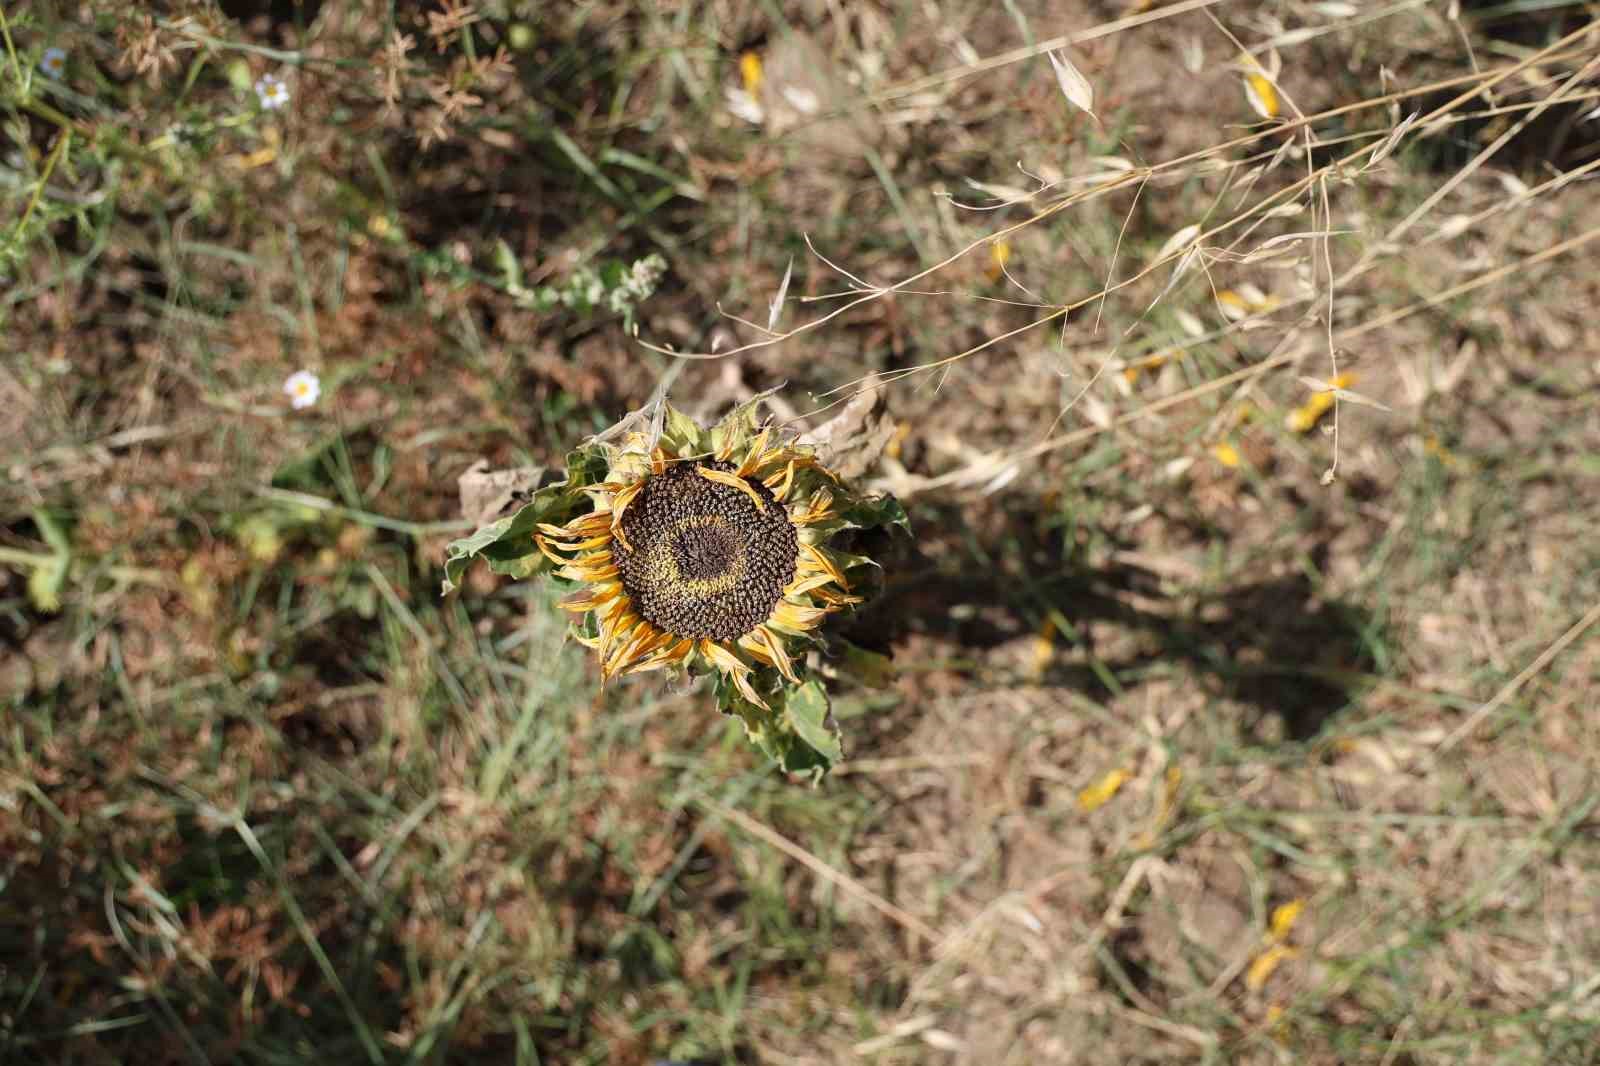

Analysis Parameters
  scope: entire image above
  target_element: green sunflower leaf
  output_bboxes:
[837,640,896,688]
[660,403,706,455]
[838,493,911,535]
[709,385,784,458]
[716,674,839,780]
[442,485,579,594]
[563,443,611,489]
[781,681,843,770]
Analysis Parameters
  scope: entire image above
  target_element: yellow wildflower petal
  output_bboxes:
[1212,441,1241,468]
[886,421,910,460]
[1030,617,1055,678]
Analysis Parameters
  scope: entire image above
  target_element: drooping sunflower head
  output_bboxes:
[536,409,859,712]
[442,393,907,776]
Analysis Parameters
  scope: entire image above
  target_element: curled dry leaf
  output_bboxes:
[458,460,550,526]
[798,375,896,480]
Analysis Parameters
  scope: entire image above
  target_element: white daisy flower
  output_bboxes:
[283,369,321,410]
[39,47,67,79]
[255,72,290,111]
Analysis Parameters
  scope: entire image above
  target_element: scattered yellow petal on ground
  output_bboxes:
[1212,440,1241,468]
[1077,768,1130,812]
[1244,72,1280,119]
[1122,350,1181,384]
[1217,289,1247,310]
[740,52,763,94]
[1269,899,1306,942]
[986,239,1012,281]
[1030,616,1055,678]
[1245,943,1298,991]
[1287,373,1356,433]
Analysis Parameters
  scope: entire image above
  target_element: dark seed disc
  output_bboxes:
[612,461,799,641]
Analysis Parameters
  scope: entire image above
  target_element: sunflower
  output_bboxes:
[442,395,906,775]
[533,419,859,711]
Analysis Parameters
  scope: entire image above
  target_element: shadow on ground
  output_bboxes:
[841,495,1382,746]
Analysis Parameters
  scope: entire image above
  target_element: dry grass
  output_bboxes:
[4,1,1600,1063]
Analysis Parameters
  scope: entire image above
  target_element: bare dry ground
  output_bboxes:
[4,1,1600,1063]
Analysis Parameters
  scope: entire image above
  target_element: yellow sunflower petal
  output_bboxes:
[606,623,669,678]
[784,572,838,597]
[698,637,752,676]
[597,601,636,658]
[753,624,799,683]
[736,429,772,477]
[753,446,813,473]
[559,582,622,613]
[730,667,770,711]
[627,636,694,675]
[696,466,766,512]
[557,558,619,583]
[791,487,836,525]
[609,480,645,553]
[540,513,611,539]
[579,484,626,510]
[534,533,570,567]
[543,533,613,553]
[763,459,796,501]
[738,632,776,667]
[772,599,828,632]
[799,543,849,590]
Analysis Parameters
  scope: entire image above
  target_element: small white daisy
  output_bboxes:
[255,72,290,111]
[283,369,321,410]
[39,47,67,79]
